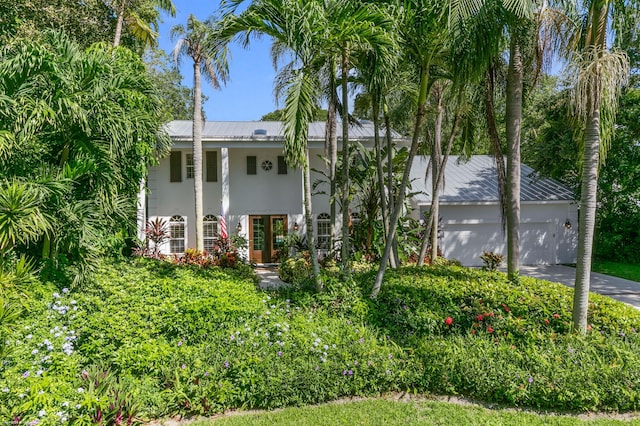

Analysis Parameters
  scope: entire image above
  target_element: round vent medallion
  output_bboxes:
[261,160,273,171]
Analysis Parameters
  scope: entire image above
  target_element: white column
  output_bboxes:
[221,147,230,216]
[136,176,146,242]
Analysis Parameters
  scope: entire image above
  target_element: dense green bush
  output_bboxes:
[2,259,640,424]
[278,256,311,284]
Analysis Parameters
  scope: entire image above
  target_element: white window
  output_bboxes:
[203,215,218,252]
[169,215,185,254]
[350,211,361,231]
[317,213,331,250]
[186,154,194,179]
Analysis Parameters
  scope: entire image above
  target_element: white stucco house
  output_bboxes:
[138,120,577,266]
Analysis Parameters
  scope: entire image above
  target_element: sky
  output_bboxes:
[157,1,279,121]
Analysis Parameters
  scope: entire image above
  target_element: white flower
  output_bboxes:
[77,387,84,393]
[26,334,33,340]
[1,387,8,393]
[62,401,69,407]
[32,349,39,355]
[62,288,69,294]
[52,292,60,298]
[38,409,46,417]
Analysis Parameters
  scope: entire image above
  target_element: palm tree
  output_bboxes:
[221,0,327,289]
[372,0,450,298]
[315,0,394,269]
[448,0,570,280]
[112,0,176,48]
[172,15,229,252]
[223,0,393,283]
[568,0,633,332]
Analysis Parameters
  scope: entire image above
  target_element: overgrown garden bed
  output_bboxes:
[2,260,640,424]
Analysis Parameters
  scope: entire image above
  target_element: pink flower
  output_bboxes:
[487,326,494,333]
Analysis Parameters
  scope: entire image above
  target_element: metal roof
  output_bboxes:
[166,120,404,141]
[410,155,575,204]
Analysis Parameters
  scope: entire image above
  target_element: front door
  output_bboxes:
[249,215,288,263]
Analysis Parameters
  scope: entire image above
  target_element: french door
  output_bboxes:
[248,215,287,263]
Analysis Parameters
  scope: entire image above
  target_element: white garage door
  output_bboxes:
[442,222,554,267]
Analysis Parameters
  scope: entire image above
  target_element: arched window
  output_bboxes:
[203,214,218,252]
[169,215,185,254]
[317,213,331,250]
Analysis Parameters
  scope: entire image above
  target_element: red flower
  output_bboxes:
[487,326,494,333]
[445,317,453,326]
[477,314,484,321]
[553,313,560,319]
[502,303,510,312]
[544,319,550,325]
[471,329,476,334]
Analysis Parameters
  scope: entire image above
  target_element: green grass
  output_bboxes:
[194,399,640,425]
[592,260,640,283]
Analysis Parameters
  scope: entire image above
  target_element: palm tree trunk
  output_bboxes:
[372,94,389,256]
[372,67,429,298]
[113,0,127,47]
[430,86,444,262]
[327,64,338,253]
[505,37,522,280]
[485,67,508,234]
[340,49,350,269]
[304,147,323,291]
[193,61,204,252]
[383,102,398,268]
[417,110,461,267]
[573,107,599,332]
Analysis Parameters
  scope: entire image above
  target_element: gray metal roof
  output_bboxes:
[166,120,403,141]
[410,155,575,204]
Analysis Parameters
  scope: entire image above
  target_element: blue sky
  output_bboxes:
[157,1,279,121]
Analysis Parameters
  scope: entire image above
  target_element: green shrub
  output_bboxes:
[278,257,311,284]
[3,259,640,424]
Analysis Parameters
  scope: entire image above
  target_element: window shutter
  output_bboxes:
[247,156,257,175]
[170,151,182,182]
[277,156,287,175]
[206,151,218,182]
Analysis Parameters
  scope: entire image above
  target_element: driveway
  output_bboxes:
[518,265,640,310]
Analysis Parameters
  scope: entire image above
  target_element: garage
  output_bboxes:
[410,156,578,267]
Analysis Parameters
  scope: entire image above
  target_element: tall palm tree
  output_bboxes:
[568,0,633,332]
[112,0,176,48]
[172,15,229,252]
[372,0,450,298]
[221,0,327,289]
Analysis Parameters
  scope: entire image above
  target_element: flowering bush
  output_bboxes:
[2,259,640,424]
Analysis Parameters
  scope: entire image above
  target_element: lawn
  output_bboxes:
[2,259,640,424]
[592,260,640,283]
[195,398,640,425]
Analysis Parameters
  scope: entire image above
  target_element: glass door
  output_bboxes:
[249,216,266,264]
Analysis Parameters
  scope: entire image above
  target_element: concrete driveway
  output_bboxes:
[518,265,640,310]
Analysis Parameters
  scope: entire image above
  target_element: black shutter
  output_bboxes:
[206,151,218,182]
[170,151,182,182]
[277,156,287,174]
[247,156,257,175]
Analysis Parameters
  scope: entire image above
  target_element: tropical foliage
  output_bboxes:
[1,260,640,424]
[0,32,169,283]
